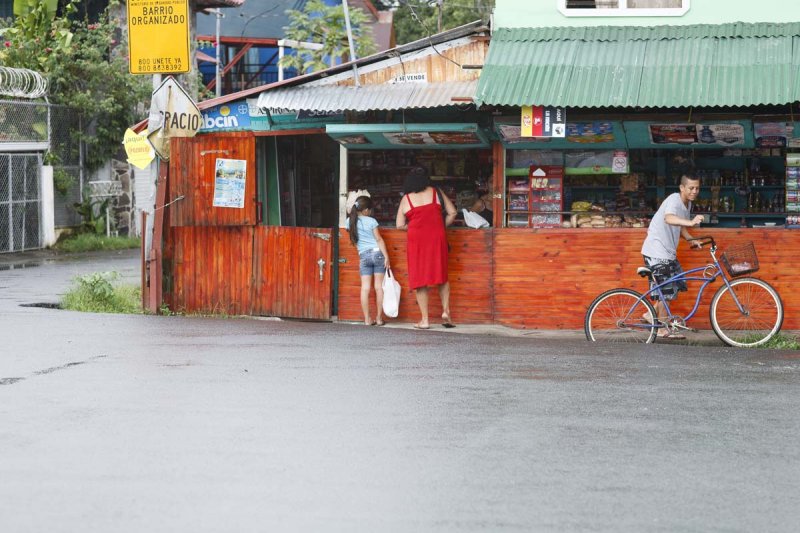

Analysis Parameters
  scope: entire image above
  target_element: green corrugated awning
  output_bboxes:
[475,23,800,108]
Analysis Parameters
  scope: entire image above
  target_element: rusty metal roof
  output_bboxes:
[256,81,477,112]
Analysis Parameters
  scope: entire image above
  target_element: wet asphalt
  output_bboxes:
[1,249,799,532]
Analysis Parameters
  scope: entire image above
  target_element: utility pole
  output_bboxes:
[341,0,361,87]
[437,0,443,32]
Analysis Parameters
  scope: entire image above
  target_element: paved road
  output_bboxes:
[1,250,799,532]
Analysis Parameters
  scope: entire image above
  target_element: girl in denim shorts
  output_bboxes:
[348,196,391,326]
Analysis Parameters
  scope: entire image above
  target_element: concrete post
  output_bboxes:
[41,165,56,247]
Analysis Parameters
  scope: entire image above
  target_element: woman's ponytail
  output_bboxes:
[348,200,360,246]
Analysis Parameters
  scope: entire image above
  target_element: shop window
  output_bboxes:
[560,0,689,16]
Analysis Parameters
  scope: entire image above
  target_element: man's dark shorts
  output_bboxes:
[643,256,687,301]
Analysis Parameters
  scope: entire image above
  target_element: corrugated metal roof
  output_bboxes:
[256,81,477,112]
[475,23,800,109]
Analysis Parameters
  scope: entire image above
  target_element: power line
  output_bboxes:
[403,1,464,69]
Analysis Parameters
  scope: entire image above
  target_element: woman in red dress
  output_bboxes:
[395,167,458,329]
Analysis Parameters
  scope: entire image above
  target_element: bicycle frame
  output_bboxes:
[622,244,748,331]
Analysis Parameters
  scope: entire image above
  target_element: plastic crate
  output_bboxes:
[720,241,759,277]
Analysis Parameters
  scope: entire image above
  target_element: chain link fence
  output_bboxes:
[0,99,85,252]
[0,153,42,252]
[49,104,84,228]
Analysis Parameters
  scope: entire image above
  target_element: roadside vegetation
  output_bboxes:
[60,271,141,314]
[747,333,800,350]
[55,233,142,253]
[55,234,140,253]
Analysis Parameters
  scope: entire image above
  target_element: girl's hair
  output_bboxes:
[403,166,430,194]
[348,195,373,246]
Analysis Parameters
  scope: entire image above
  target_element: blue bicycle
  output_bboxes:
[585,236,783,347]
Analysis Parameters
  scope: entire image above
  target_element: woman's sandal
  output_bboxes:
[658,331,686,340]
[413,323,430,330]
[375,320,386,326]
[441,314,456,328]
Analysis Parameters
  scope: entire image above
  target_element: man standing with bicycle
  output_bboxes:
[641,174,704,339]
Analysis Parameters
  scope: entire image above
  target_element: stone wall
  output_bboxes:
[112,158,133,236]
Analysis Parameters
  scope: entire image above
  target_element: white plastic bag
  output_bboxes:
[463,209,490,229]
[382,268,402,318]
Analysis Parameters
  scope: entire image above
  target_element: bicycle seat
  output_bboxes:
[637,266,652,278]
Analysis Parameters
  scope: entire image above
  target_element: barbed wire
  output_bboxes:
[0,66,48,99]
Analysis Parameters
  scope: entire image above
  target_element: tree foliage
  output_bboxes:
[0,0,150,172]
[390,0,493,45]
[281,0,377,74]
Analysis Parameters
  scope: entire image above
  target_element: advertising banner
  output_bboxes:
[521,106,566,138]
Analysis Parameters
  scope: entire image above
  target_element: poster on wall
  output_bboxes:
[212,158,247,208]
[383,132,435,145]
[335,135,371,145]
[649,123,745,146]
[611,150,629,173]
[754,122,792,148]
[566,122,615,144]
[497,124,553,143]
[382,131,482,146]
[697,124,745,145]
[649,124,698,145]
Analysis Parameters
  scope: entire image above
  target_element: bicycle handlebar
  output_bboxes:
[687,235,716,249]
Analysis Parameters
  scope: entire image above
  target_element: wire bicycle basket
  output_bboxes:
[720,241,759,277]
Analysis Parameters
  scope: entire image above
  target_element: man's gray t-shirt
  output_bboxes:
[641,192,691,260]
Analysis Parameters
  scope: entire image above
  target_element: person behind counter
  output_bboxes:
[457,190,493,228]
[396,166,458,329]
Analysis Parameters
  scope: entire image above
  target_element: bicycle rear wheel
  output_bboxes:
[710,278,783,348]
[585,288,658,343]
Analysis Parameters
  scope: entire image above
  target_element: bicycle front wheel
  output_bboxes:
[710,277,783,348]
[585,288,658,343]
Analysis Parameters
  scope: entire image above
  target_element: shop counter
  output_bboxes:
[337,227,798,330]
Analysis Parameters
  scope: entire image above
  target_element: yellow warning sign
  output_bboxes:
[127,0,190,75]
[123,128,156,169]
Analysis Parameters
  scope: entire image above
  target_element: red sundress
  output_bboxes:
[404,188,449,289]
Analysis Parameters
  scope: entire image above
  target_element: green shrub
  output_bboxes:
[61,271,141,314]
[751,333,800,350]
[55,234,140,253]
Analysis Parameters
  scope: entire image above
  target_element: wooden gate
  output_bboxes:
[252,226,333,320]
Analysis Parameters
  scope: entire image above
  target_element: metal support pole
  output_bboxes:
[278,43,284,82]
[339,145,348,228]
[341,0,360,87]
[215,9,224,97]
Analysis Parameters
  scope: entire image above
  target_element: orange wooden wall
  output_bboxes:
[338,229,494,324]
[164,226,254,315]
[168,133,256,227]
[337,228,799,330]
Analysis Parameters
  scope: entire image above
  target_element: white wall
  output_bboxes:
[495,0,799,28]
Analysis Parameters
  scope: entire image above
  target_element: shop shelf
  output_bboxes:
[713,213,787,217]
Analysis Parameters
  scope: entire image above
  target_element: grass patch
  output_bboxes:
[61,271,141,314]
[749,333,800,350]
[55,234,141,253]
